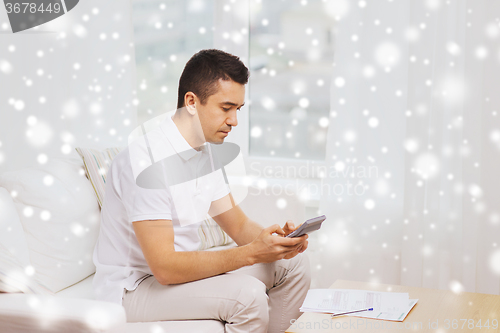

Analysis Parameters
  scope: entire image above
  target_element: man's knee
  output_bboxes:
[235,275,269,308]
[294,252,312,287]
[232,275,269,325]
[294,253,311,277]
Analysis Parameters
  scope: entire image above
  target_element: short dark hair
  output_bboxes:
[177,49,249,109]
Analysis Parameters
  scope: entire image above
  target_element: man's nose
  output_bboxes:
[227,110,238,127]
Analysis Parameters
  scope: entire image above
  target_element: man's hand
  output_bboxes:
[248,224,308,264]
[281,220,308,259]
[282,220,301,236]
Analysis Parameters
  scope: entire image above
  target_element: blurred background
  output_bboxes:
[1,0,499,295]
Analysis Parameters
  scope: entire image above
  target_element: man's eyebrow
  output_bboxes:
[220,101,245,108]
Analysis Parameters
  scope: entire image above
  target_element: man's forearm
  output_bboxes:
[232,218,264,246]
[158,244,255,285]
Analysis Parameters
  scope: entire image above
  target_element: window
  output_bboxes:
[132,0,214,125]
[248,0,335,160]
[132,0,335,162]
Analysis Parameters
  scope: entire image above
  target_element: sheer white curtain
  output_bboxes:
[315,0,500,294]
[0,0,137,173]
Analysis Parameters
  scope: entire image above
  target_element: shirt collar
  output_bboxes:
[160,114,206,161]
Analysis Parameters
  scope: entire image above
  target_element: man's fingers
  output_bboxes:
[272,232,307,248]
[282,239,308,259]
[300,241,308,252]
[270,224,285,235]
[289,240,307,252]
[291,234,308,245]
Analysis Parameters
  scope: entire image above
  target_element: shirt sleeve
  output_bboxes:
[116,155,173,223]
[211,168,231,202]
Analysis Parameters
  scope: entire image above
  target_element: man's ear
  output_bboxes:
[184,92,197,115]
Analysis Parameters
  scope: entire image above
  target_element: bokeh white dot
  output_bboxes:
[276,198,287,209]
[43,175,54,186]
[364,199,375,210]
[334,77,346,87]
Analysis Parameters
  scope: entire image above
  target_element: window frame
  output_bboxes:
[212,0,327,207]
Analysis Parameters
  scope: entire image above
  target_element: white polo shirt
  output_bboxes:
[92,114,230,305]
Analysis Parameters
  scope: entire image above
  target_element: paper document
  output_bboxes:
[300,289,409,314]
[347,299,418,322]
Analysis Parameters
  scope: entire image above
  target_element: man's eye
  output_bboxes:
[222,107,230,111]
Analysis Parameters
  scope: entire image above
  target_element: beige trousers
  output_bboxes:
[122,252,311,333]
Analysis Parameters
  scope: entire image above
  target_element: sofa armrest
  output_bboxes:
[0,293,126,333]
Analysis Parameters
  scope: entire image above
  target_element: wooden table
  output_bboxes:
[286,280,500,332]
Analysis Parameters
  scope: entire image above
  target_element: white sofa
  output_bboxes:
[0,155,305,332]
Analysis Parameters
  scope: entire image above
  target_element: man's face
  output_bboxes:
[196,79,245,144]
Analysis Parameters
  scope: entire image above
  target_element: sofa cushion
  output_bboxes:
[0,293,126,333]
[0,242,53,295]
[0,157,101,293]
[55,273,95,300]
[0,187,31,267]
[75,147,123,208]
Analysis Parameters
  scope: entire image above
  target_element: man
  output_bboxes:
[93,49,311,333]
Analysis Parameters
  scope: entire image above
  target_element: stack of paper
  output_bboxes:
[299,289,418,322]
